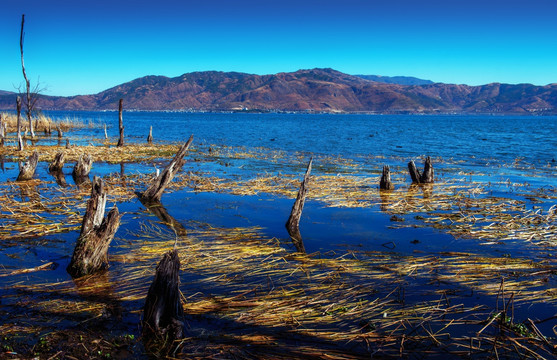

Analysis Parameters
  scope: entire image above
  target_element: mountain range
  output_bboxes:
[0,68,556,114]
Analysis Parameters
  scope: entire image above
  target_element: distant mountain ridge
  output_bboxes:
[354,75,434,86]
[0,68,556,114]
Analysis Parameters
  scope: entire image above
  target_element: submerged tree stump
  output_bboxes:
[408,160,421,184]
[379,165,394,190]
[48,151,65,173]
[117,99,124,147]
[56,124,63,138]
[67,176,122,278]
[147,126,153,144]
[421,156,434,183]
[17,151,39,181]
[140,135,194,203]
[16,96,24,151]
[143,249,184,346]
[73,154,93,178]
[285,157,312,253]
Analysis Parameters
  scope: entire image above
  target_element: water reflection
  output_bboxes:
[50,170,68,187]
[72,272,123,321]
[140,198,188,236]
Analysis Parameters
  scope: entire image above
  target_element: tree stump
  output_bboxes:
[139,135,194,203]
[147,126,153,144]
[48,151,65,173]
[73,154,93,178]
[117,99,124,147]
[143,249,184,347]
[56,124,63,138]
[421,156,434,183]
[285,157,312,253]
[408,157,434,184]
[67,176,122,278]
[379,165,394,190]
[408,160,421,184]
[17,151,38,181]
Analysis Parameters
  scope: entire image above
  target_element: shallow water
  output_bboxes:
[1,112,556,358]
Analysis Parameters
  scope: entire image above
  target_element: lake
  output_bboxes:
[1,111,556,358]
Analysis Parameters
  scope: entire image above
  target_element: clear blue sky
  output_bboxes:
[1,0,556,96]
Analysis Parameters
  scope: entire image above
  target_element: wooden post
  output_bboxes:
[379,165,394,190]
[140,135,194,203]
[117,99,124,147]
[285,157,312,253]
[408,160,421,184]
[143,249,184,346]
[67,176,122,277]
[147,126,153,144]
[16,96,24,151]
[73,154,93,178]
[48,151,65,173]
[421,156,434,183]
[16,151,38,181]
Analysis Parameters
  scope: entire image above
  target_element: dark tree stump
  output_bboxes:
[56,124,63,138]
[408,160,421,184]
[73,154,93,178]
[285,157,312,253]
[117,99,124,147]
[379,165,394,190]
[17,151,38,181]
[67,176,122,278]
[140,135,194,203]
[421,156,434,183]
[48,151,65,173]
[143,249,184,347]
[147,126,153,144]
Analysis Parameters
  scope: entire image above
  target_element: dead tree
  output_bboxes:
[56,124,63,138]
[117,99,124,147]
[143,249,184,347]
[16,96,24,151]
[104,124,108,139]
[20,14,36,139]
[139,135,194,203]
[73,154,93,178]
[16,151,38,181]
[147,126,153,144]
[0,114,4,147]
[408,157,434,184]
[67,176,122,278]
[285,157,312,253]
[379,165,394,190]
[48,151,65,173]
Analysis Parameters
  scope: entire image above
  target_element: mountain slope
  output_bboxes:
[0,69,555,114]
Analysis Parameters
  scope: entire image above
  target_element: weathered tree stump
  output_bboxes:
[408,160,421,184]
[48,151,65,173]
[56,124,63,138]
[139,135,194,203]
[117,99,124,147]
[0,114,4,147]
[73,154,93,178]
[66,139,70,149]
[147,126,153,144]
[421,156,434,183]
[143,249,184,347]
[16,151,39,181]
[104,124,108,139]
[285,157,312,253]
[379,165,394,190]
[67,176,122,278]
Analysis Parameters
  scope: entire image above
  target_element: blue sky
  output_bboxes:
[1,0,556,96]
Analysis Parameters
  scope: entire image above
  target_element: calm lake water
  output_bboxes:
[1,112,557,357]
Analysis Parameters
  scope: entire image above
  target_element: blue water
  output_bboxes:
[41,111,557,168]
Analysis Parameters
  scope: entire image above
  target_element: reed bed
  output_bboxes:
[3,222,555,358]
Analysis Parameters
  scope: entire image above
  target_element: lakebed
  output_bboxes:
[0,112,556,359]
